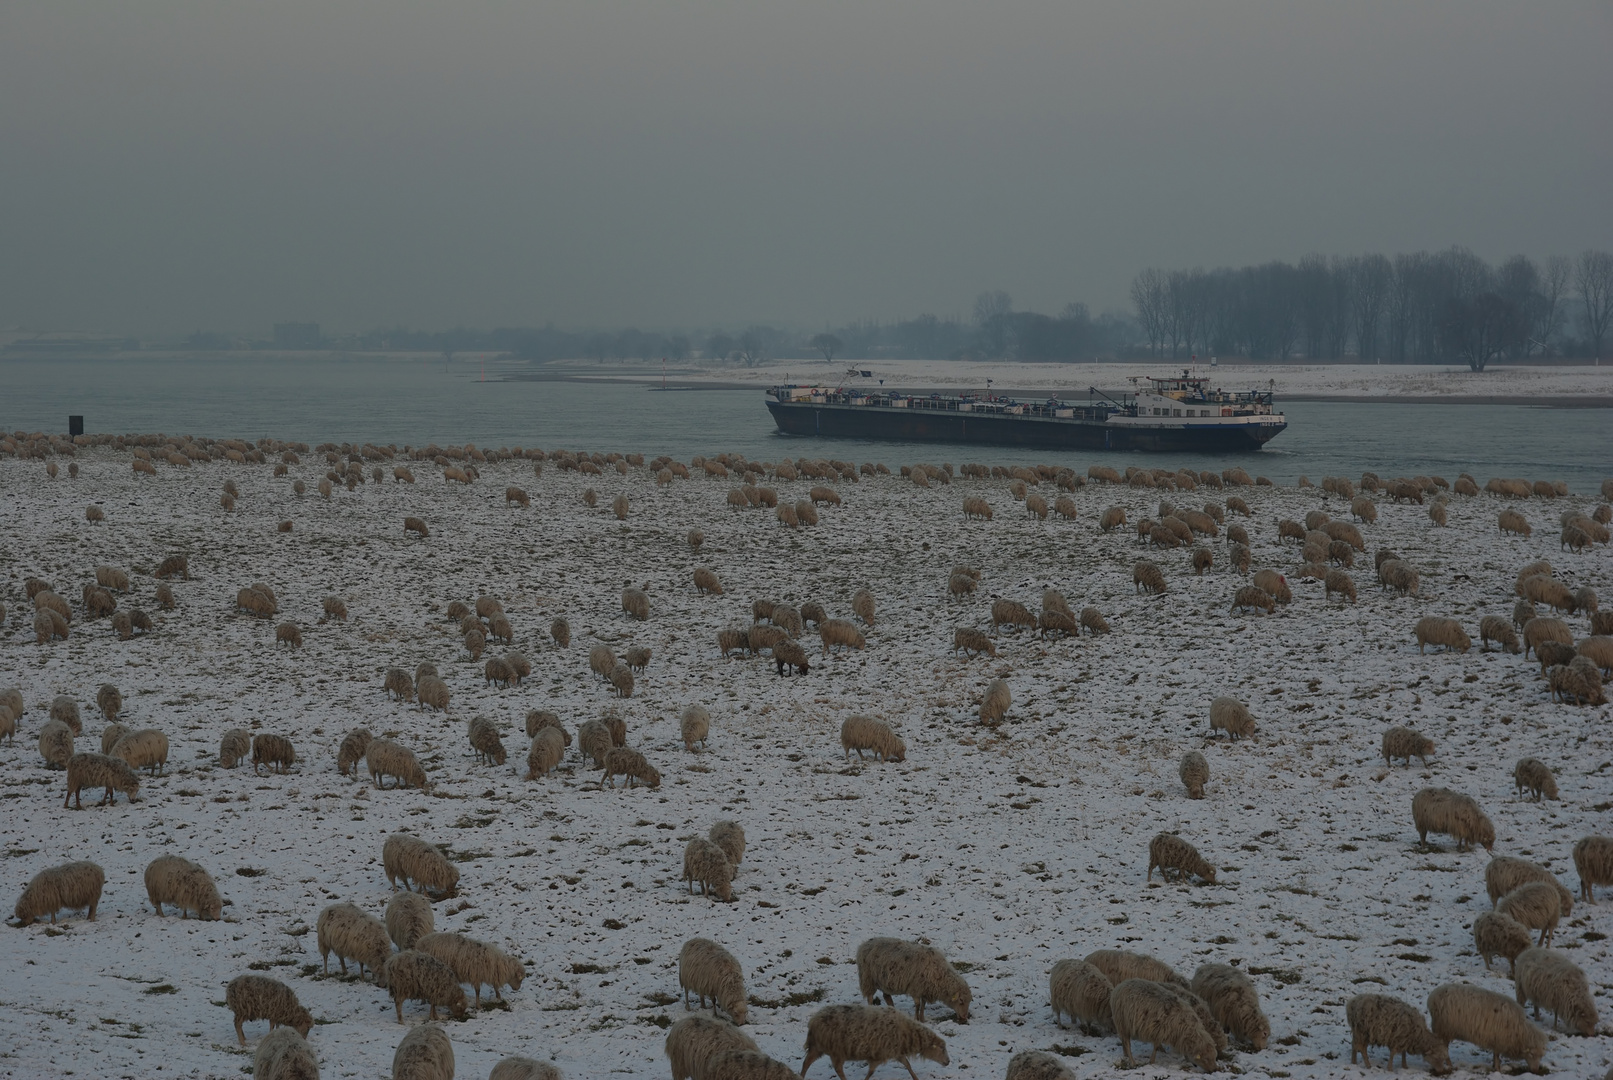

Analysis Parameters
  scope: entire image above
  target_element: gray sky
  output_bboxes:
[2,1,1609,336]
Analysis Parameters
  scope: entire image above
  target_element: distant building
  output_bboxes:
[273,322,322,349]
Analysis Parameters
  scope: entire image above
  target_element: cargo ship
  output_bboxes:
[765,369,1286,452]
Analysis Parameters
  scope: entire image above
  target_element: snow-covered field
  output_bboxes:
[2,446,1609,1080]
[580,359,1613,401]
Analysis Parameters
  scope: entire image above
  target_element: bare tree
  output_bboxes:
[973,290,1012,326]
[1440,292,1525,371]
[705,333,736,362]
[1129,270,1166,357]
[1533,255,1571,356]
[1350,253,1391,360]
[1575,250,1613,359]
[808,333,843,363]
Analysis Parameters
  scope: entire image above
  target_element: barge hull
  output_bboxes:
[766,400,1284,453]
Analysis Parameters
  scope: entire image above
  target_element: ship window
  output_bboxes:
[1173,409,1181,417]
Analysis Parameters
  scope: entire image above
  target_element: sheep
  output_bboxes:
[1381,726,1434,768]
[625,646,653,674]
[463,627,486,660]
[608,662,635,697]
[1133,560,1167,595]
[1191,546,1213,575]
[1277,518,1306,543]
[1099,506,1127,532]
[252,1028,320,1080]
[38,720,74,769]
[110,609,134,639]
[1426,983,1545,1074]
[505,485,530,508]
[1577,834,1613,903]
[799,601,827,627]
[800,1003,949,1080]
[1108,978,1218,1073]
[1231,584,1275,614]
[1549,658,1606,705]
[526,726,566,779]
[484,655,515,688]
[1578,634,1613,675]
[1208,696,1255,740]
[1478,615,1521,654]
[1079,606,1110,635]
[1571,585,1599,615]
[144,854,222,920]
[251,733,294,775]
[776,503,799,527]
[978,678,1011,725]
[489,1057,561,1080]
[665,1015,758,1080]
[274,622,303,649]
[1345,993,1451,1073]
[1596,610,1613,635]
[694,568,724,596]
[366,737,431,792]
[990,599,1036,635]
[947,571,978,598]
[818,618,866,656]
[1510,948,1596,1039]
[855,937,971,1022]
[1413,617,1470,654]
[680,938,748,1024]
[1484,856,1574,919]
[681,705,711,751]
[1473,911,1533,974]
[1411,787,1494,852]
[952,627,996,657]
[416,677,450,713]
[95,683,122,721]
[414,931,525,1005]
[14,861,105,926]
[1179,751,1208,799]
[1497,882,1560,946]
[84,585,116,619]
[1510,756,1558,802]
[155,583,176,610]
[1382,561,1420,596]
[50,695,83,734]
[851,588,876,626]
[383,950,469,1023]
[550,617,571,647]
[382,833,460,896]
[1147,832,1216,885]
[62,751,140,808]
[404,516,430,539]
[467,717,507,766]
[329,727,374,778]
[225,974,314,1046]
[709,820,745,868]
[1521,616,1571,658]
[1049,958,1114,1034]
[589,643,617,679]
[386,890,436,950]
[840,715,906,763]
[1084,950,1189,989]
[683,838,734,902]
[1190,962,1269,1050]
[603,746,660,789]
[95,564,130,592]
[385,667,416,702]
[704,1051,801,1080]
[1316,568,1357,605]
[525,709,570,744]
[36,590,72,623]
[322,595,348,622]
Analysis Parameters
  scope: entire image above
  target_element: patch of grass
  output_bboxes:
[1049,1044,1089,1057]
[571,963,610,975]
[143,984,178,995]
[783,988,827,1007]
[1396,953,1432,963]
[1249,966,1302,986]
[235,867,266,877]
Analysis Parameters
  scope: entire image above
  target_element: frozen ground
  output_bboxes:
[576,359,1613,401]
[1,446,1609,1080]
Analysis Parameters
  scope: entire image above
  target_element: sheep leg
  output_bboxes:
[913,999,925,1021]
[234,1017,246,1046]
[1118,1033,1135,1067]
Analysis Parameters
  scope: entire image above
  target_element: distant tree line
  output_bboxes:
[1130,248,1613,370]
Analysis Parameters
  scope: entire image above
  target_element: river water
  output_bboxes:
[3,355,1609,490]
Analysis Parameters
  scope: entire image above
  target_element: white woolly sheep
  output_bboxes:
[1484,856,1573,916]
[855,936,971,1022]
[1133,561,1167,595]
[680,937,748,1024]
[1231,584,1274,614]
[1079,607,1110,635]
[225,974,314,1046]
[589,643,617,680]
[489,1057,560,1080]
[404,516,429,539]
[1148,833,1217,885]
[484,655,515,688]
[681,705,711,751]
[683,838,734,902]
[626,646,652,673]
[623,587,650,620]
[608,662,635,697]
[603,746,661,789]
[1413,617,1470,654]
[694,568,723,595]
[1512,946,1597,1035]
[990,599,1036,635]
[525,709,570,744]
[336,727,373,777]
[1083,950,1189,989]
[801,1003,949,1080]
[368,738,429,790]
[550,616,571,647]
[665,1014,757,1080]
[1179,751,1208,799]
[1412,787,1494,852]
[1190,963,1269,1051]
[1574,834,1613,903]
[253,1028,320,1080]
[709,821,745,868]
[1109,978,1218,1073]
[978,679,1011,725]
[383,950,469,1023]
[38,720,74,769]
[414,930,526,1005]
[818,618,866,656]
[14,860,104,926]
[468,717,507,766]
[95,683,121,722]
[144,854,221,920]
[251,733,294,775]
[1512,757,1558,801]
[577,720,612,769]
[1381,726,1434,767]
[1497,882,1560,946]
[50,695,82,734]
[1473,911,1533,975]
[526,726,566,779]
[704,1050,801,1080]
[316,901,393,979]
[851,588,876,626]
[1426,983,1544,1074]
[383,833,460,897]
[322,595,348,621]
[1578,634,1613,675]
[952,627,996,657]
[386,890,435,951]
[62,751,140,808]
[841,715,905,762]
[962,496,993,521]
[1478,616,1520,654]
[1049,958,1113,1034]
[1004,1050,1075,1080]
[1345,993,1450,1073]
[1209,696,1255,740]
[275,622,303,648]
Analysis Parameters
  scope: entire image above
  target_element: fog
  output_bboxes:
[2,0,1609,336]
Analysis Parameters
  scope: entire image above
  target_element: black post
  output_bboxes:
[69,416,84,437]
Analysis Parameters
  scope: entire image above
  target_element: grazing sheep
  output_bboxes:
[225,974,314,1046]
[1321,568,1356,603]
[1483,857,1574,919]
[1413,617,1470,654]
[1231,584,1275,614]
[603,746,661,789]
[1084,950,1188,989]
[1426,983,1544,1074]
[818,619,866,656]
[851,588,876,626]
[525,710,570,745]
[990,599,1037,635]
[416,677,450,713]
[155,583,175,610]
[1521,616,1571,658]
[682,838,734,902]
[489,1057,560,1080]
[1473,911,1533,975]
[382,833,460,896]
[1577,834,1613,904]
[1038,608,1078,638]
[1099,506,1126,532]
[978,678,1011,725]
[680,938,748,1024]
[526,726,566,779]
[855,937,972,1022]
[1382,726,1435,767]
[1191,546,1213,574]
[1411,787,1494,852]
[952,627,996,657]
[694,568,724,596]
[156,555,191,579]
[1209,696,1255,740]
[83,585,116,619]
[1571,585,1598,615]
[1049,958,1114,1033]
[144,854,222,920]
[705,1051,801,1080]
[252,1028,320,1080]
[62,750,140,808]
[1079,606,1110,635]
[1497,882,1561,946]
[613,492,630,519]
[414,931,525,1005]
[95,565,130,592]
[385,667,416,702]
[386,890,436,951]
[109,609,133,639]
[550,617,571,647]
[576,719,612,768]
[1003,1051,1075,1080]
[505,485,530,508]
[709,820,745,869]
[404,516,429,539]
[947,571,978,598]
[1478,616,1521,654]
[1147,833,1217,885]
[274,622,302,648]
[325,727,374,779]
[383,950,469,1023]
[1179,751,1208,799]
[1594,610,1613,635]
[1108,978,1218,1073]
[1513,946,1597,1035]
[463,627,486,660]
[681,705,711,751]
[1190,963,1269,1050]
[50,695,82,734]
[251,733,294,775]
[666,1015,758,1080]
[38,720,74,769]
[367,738,429,791]
[1512,757,1558,802]
[1133,560,1167,595]
[484,655,515,688]
[322,595,348,621]
[799,601,827,627]
[1579,635,1613,676]
[467,717,507,766]
[14,861,105,926]
[1345,993,1451,1073]
[840,715,906,763]
[626,646,653,673]
[608,662,635,697]
[95,683,122,721]
[589,643,617,680]
[800,1004,949,1080]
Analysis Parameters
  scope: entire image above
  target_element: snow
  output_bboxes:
[2,447,1609,1079]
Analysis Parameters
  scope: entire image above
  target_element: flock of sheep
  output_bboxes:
[1,427,1609,1078]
